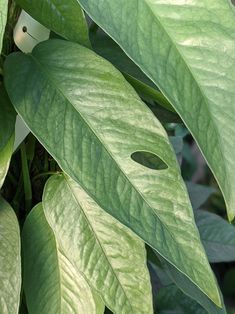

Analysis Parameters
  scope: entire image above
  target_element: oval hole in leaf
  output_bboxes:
[131,151,168,170]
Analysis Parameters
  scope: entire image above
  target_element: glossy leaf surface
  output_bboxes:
[22,203,104,314]
[4,39,220,306]
[78,0,235,221]
[43,174,153,314]
[0,135,14,189]
[0,197,21,314]
[196,210,235,263]
[16,0,90,47]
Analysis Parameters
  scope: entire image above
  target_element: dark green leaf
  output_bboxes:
[0,86,16,150]
[195,210,235,263]
[186,182,216,210]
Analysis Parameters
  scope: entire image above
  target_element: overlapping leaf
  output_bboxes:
[0,197,21,314]
[0,87,16,188]
[78,0,235,221]
[195,210,235,263]
[0,134,14,188]
[43,174,153,314]
[16,0,90,47]
[22,203,104,314]
[4,39,220,306]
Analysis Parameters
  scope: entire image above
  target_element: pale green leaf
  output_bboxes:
[4,39,220,306]
[195,210,235,263]
[22,203,104,314]
[78,0,235,221]
[0,0,7,52]
[0,197,21,314]
[0,134,14,189]
[43,174,153,314]
[16,0,90,47]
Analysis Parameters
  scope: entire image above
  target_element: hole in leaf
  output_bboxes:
[232,0,235,5]
[131,151,168,170]
[22,26,27,33]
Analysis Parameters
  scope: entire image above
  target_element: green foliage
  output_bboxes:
[0,1,234,313]
[0,197,21,314]
[77,0,235,221]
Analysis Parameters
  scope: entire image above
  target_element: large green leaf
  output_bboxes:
[78,0,235,221]
[0,197,21,314]
[4,39,220,306]
[22,203,104,314]
[43,174,153,314]
[0,0,7,52]
[195,210,235,263]
[16,0,90,47]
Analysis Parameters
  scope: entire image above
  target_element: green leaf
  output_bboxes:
[0,0,7,52]
[0,197,21,314]
[0,134,14,189]
[155,254,226,314]
[195,210,235,263]
[78,0,235,221]
[0,86,16,188]
[156,285,207,314]
[16,0,90,47]
[186,182,216,210]
[22,203,104,314]
[0,86,16,150]
[43,174,153,314]
[4,39,220,307]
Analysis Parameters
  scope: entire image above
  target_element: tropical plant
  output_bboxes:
[0,1,235,313]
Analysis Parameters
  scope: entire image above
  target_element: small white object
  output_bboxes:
[13,10,50,53]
